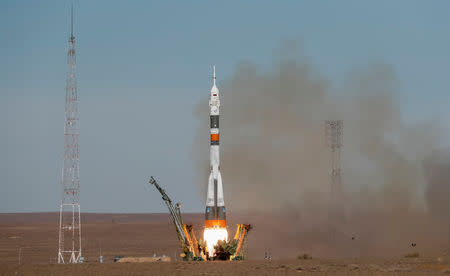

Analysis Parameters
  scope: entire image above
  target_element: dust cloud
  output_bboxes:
[192,41,450,259]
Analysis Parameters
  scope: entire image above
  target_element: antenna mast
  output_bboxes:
[58,3,82,264]
[70,4,74,41]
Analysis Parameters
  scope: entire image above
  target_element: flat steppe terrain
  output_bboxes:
[0,213,448,275]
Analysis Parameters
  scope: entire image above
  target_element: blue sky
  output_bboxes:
[2,0,450,212]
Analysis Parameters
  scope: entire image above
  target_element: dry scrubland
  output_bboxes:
[0,213,449,275]
[1,260,450,276]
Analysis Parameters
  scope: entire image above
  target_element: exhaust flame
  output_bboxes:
[203,227,228,256]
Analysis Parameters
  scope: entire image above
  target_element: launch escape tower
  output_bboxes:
[325,120,343,240]
[58,6,82,264]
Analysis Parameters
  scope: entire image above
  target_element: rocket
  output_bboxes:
[205,66,226,229]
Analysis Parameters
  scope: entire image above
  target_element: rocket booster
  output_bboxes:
[205,66,226,228]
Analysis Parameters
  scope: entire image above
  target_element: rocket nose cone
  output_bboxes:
[211,85,219,94]
[211,66,219,94]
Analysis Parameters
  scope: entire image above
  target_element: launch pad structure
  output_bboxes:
[149,177,251,261]
[146,68,251,261]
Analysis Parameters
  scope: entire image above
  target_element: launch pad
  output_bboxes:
[149,176,251,261]
[147,68,251,261]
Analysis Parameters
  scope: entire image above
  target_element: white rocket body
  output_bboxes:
[205,67,226,228]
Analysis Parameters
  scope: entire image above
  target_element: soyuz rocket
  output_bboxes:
[205,66,226,229]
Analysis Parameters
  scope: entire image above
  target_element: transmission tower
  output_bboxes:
[325,120,343,193]
[325,120,343,240]
[58,5,82,264]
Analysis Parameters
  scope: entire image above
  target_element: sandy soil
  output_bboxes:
[0,213,449,275]
[1,259,449,275]
[0,213,191,264]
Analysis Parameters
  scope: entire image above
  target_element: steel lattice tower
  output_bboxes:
[325,120,343,193]
[325,120,343,240]
[58,6,82,264]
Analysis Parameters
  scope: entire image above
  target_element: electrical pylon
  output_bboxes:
[58,5,82,264]
[325,120,343,195]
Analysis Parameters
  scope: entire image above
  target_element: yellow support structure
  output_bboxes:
[186,224,200,257]
[234,224,241,240]
[183,224,195,257]
[231,224,252,260]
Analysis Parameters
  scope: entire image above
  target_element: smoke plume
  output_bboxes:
[192,41,450,258]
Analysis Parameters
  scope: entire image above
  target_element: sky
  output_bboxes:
[1,0,450,213]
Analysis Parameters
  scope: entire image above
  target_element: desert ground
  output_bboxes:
[0,213,449,275]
